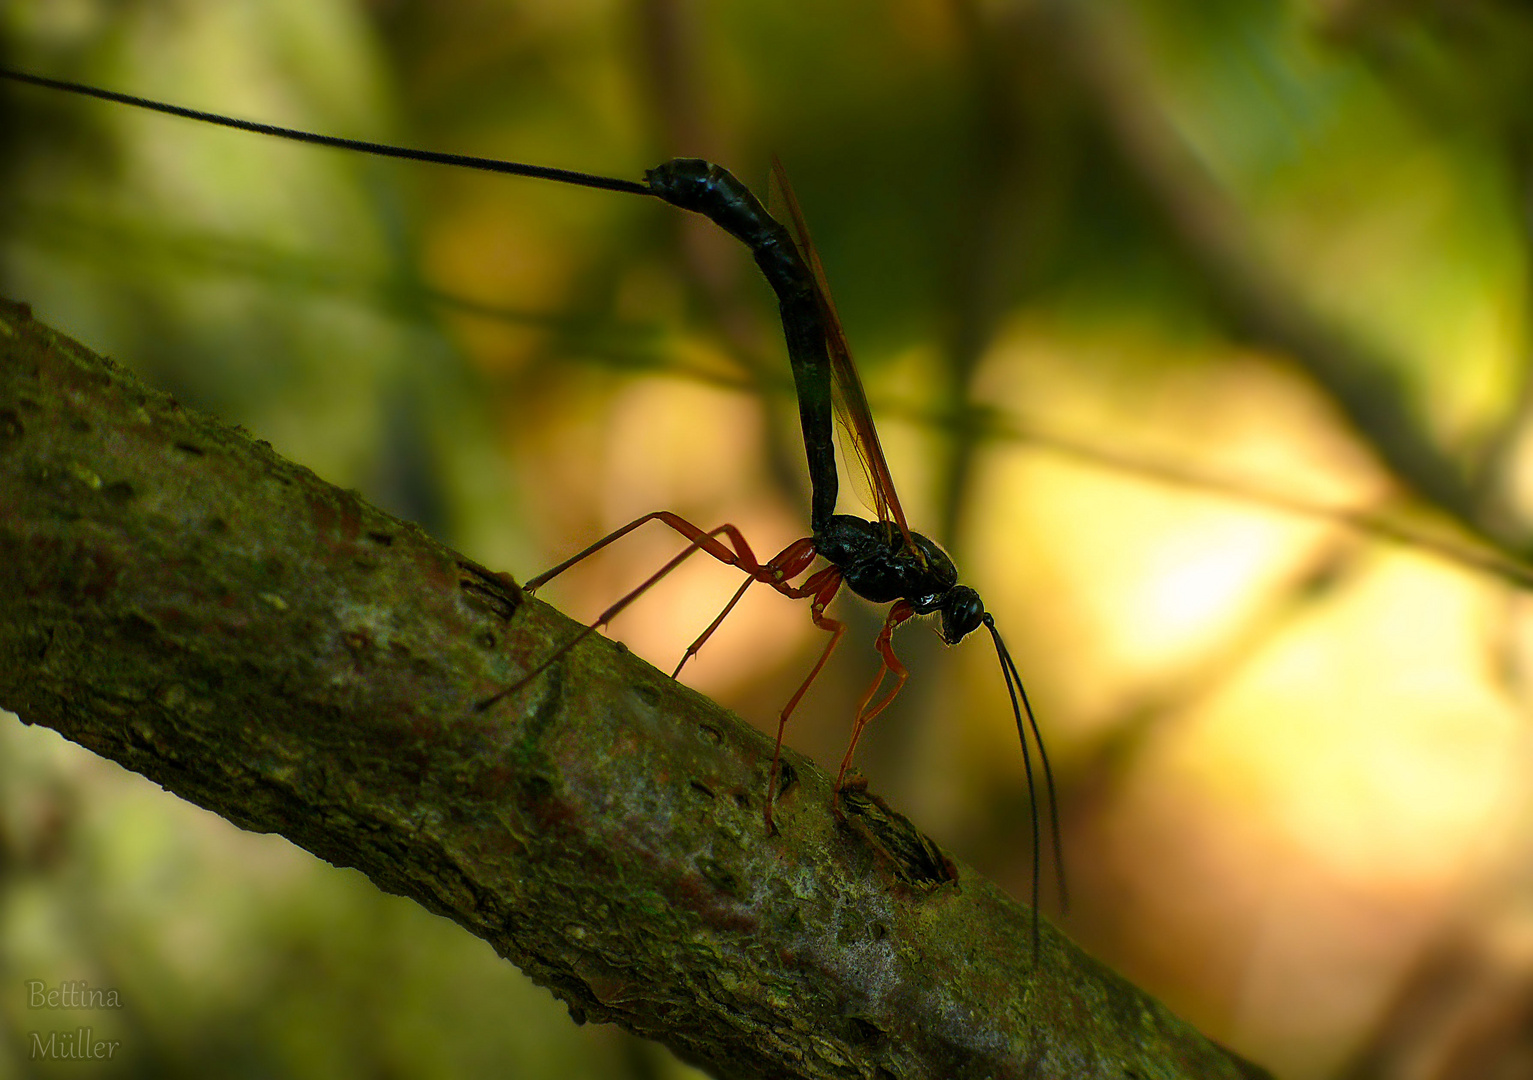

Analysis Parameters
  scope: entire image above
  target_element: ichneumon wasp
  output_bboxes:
[1,68,1065,922]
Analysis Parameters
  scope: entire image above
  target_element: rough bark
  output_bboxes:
[0,297,1270,1079]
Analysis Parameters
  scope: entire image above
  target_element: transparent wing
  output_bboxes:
[769,156,917,558]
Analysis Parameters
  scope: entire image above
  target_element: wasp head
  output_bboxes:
[939,586,984,644]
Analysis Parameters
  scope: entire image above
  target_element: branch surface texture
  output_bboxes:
[0,298,1270,1079]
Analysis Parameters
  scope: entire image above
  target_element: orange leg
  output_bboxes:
[834,601,917,790]
[672,575,754,678]
[479,511,807,712]
[673,537,821,678]
[524,511,766,593]
[764,565,846,831]
[488,512,861,837]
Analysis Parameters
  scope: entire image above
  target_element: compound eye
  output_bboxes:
[940,587,984,644]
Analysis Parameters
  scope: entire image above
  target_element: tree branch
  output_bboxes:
[0,297,1269,1079]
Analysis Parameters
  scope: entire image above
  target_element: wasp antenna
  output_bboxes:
[986,619,1042,955]
[987,616,1066,912]
[983,615,1067,955]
